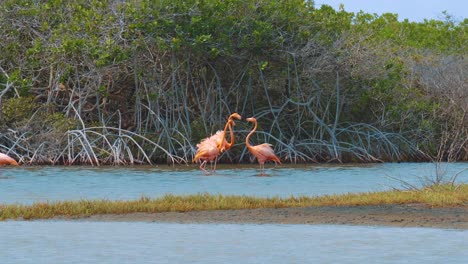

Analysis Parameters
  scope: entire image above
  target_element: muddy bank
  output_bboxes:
[75,204,468,229]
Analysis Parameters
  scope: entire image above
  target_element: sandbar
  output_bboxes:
[73,204,468,229]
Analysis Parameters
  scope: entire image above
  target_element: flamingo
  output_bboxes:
[193,113,241,173]
[0,153,19,166]
[193,123,230,173]
[218,113,241,153]
[245,117,281,174]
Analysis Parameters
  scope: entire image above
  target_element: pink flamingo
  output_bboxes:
[193,113,241,173]
[0,153,19,166]
[218,113,241,153]
[245,117,281,174]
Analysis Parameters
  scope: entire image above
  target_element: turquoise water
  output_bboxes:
[0,162,467,204]
[0,222,466,264]
[1,163,467,263]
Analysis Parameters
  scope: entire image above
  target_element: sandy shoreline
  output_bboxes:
[71,204,468,229]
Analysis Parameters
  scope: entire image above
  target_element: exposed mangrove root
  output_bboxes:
[0,1,465,164]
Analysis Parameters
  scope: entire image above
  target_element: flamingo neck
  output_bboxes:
[223,113,239,147]
[215,117,232,148]
[221,118,231,139]
[225,122,234,148]
[245,120,257,149]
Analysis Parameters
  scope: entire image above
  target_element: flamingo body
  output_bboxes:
[0,153,19,166]
[193,113,241,173]
[247,143,281,165]
[193,131,223,163]
[245,117,281,172]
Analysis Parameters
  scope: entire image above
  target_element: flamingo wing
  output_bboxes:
[0,153,18,166]
[198,130,231,153]
[194,144,219,162]
[197,131,222,147]
[194,132,222,162]
[250,144,281,164]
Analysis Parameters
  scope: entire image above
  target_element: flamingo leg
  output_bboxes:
[207,161,215,175]
[213,158,218,173]
[199,160,209,174]
[259,162,266,176]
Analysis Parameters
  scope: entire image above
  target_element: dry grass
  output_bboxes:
[1,184,466,221]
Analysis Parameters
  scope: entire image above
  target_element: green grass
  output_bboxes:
[1,184,467,221]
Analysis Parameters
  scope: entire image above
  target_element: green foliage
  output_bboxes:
[43,112,77,133]
[311,4,354,43]
[3,70,33,96]
[1,96,37,124]
[0,0,466,163]
[351,11,467,54]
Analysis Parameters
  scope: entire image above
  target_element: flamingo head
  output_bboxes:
[246,117,256,123]
[229,113,242,121]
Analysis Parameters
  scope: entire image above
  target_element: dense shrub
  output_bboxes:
[0,0,466,164]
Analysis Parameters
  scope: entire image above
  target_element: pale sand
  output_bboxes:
[71,204,468,229]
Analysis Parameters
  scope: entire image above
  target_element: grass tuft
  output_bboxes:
[1,184,466,221]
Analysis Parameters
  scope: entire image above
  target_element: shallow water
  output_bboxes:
[0,222,466,264]
[0,162,467,204]
[1,163,467,263]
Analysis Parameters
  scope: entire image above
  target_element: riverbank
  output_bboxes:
[76,204,468,229]
[2,184,467,229]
